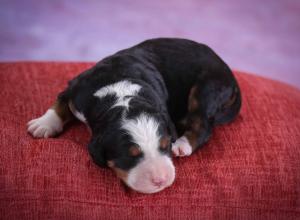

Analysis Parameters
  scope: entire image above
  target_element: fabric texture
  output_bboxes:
[0,62,299,220]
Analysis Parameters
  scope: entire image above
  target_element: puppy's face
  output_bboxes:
[88,113,175,194]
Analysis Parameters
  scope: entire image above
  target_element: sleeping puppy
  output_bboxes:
[27,38,241,193]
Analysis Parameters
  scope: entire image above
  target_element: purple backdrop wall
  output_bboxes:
[0,0,299,88]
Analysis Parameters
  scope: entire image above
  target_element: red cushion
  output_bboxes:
[0,62,299,219]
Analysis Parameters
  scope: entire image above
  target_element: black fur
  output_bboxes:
[59,38,241,170]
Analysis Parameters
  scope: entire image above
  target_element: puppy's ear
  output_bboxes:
[88,136,107,167]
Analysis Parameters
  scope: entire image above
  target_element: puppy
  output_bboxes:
[27,38,241,193]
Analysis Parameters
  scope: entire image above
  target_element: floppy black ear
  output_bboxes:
[88,136,107,167]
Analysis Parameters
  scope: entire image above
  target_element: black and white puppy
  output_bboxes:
[27,38,241,193]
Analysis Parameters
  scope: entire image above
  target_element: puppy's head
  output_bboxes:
[88,113,175,194]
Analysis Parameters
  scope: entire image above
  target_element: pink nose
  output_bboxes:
[151,176,167,187]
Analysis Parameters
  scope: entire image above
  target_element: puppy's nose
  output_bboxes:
[151,176,167,187]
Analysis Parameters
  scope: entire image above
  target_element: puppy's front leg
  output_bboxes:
[172,86,211,157]
[172,113,210,157]
[27,96,73,138]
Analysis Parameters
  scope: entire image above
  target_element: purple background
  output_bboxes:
[1,0,300,88]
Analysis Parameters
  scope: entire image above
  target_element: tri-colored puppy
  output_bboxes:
[27,38,241,193]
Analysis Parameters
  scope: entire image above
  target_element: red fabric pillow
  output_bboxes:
[0,62,299,219]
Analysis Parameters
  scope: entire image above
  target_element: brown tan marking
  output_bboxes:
[160,136,170,150]
[180,85,205,152]
[183,116,204,151]
[51,99,74,124]
[129,145,142,157]
[107,160,128,181]
[188,86,199,112]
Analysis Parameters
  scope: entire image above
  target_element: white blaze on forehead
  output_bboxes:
[122,113,160,157]
[94,80,141,109]
[121,113,175,193]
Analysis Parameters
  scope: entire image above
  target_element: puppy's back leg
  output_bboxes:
[172,80,240,157]
[27,94,73,138]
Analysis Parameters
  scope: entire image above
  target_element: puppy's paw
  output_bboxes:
[27,109,63,138]
[172,136,192,157]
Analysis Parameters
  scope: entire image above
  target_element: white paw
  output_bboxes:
[172,136,192,157]
[27,109,63,138]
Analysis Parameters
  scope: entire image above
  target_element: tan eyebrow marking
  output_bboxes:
[160,136,170,149]
[129,145,142,157]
